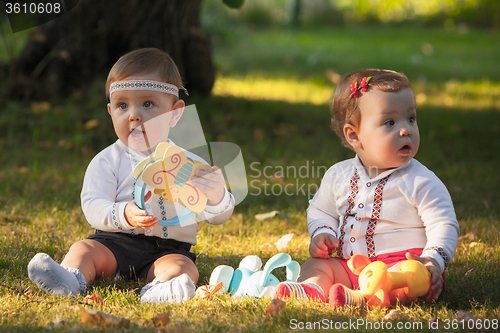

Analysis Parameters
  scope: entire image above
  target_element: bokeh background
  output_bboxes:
[0,0,499,329]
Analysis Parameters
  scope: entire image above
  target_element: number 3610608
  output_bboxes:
[5,2,61,14]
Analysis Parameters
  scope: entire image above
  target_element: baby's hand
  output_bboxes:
[124,200,158,229]
[405,252,442,301]
[192,166,225,206]
[309,233,339,259]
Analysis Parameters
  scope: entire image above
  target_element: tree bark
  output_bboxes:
[8,0,214,98]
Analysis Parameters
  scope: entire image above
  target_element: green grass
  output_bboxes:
[1,25,500,332]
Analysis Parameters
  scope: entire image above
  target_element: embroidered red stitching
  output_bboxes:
[338,170,360,258]
[366,175,390,257]
[311,225,336,239]
[424,246,450,268]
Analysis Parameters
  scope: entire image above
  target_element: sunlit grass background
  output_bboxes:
[1,21,500,333]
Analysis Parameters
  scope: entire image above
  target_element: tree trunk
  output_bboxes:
[8,0,214,98]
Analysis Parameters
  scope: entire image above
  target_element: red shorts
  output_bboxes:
[334,248,425,290]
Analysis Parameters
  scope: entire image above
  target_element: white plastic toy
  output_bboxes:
[209,253,300,298]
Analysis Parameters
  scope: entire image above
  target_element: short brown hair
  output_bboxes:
[330,68,412,149]
[105,48,183,98]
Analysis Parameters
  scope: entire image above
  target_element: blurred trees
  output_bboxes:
[4,0,215,99]
[2,0,498,100]
[202,0,500,29]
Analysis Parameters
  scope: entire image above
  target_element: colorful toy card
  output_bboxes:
[133,142,210,213]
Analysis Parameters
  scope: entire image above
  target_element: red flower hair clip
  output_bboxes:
[350,76,372,98]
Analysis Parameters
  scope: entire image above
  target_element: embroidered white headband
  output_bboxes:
[109,80,188,98]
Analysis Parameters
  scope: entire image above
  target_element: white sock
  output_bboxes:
[27,253,86,297]
[140,273,195,304]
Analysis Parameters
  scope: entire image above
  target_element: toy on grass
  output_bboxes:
[210,253,300,298]
[347,254,431,308]
[132,142,211,226]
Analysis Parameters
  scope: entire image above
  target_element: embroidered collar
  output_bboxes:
[354,155,412,182]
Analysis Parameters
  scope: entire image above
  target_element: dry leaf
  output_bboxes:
[464,268,474,277]
[275,233,295,252]
[458,232,475,241]
[84,293,104,305]
[195,282,224,299]
[24,288,34,297]
[456,310,475,322]
[384,309,401,321]
[265,298,286,314]
[255,211,280,221]
[80,308,129,327]
[151,312,171,326]
[469,242,485,250]
[260,242,272,251]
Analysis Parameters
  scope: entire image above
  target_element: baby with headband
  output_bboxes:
[28,48,235,303]
[274,69,459,308]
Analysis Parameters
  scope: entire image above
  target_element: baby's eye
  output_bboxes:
[143,101,153,108]
[118,103,127,110]
[384,120,395,126]
[408,116,416,123]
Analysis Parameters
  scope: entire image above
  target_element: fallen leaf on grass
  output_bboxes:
[23,288,34,297]
[194,282,224,299]
[83,293,104,305]
[152,312,171,326]
[143,312,171,328]
[469,242,485,249]
[255,211,280,220]
[456,310,476,322]
[458,232,475,241]
[275,233,295,252]
[255,211,290,221]
[80,308,129,327]
[265,298,286,315]
[260,242,273,250]
[384,309,401,320]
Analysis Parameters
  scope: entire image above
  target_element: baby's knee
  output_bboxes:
[302,257,337,271]
[300,258,333,279]
[67,239,98,255]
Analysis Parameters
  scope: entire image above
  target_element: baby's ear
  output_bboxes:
[343,124,361,149]
[169,100,185,127]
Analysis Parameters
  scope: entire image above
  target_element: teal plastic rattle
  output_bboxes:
[209,253,300,298]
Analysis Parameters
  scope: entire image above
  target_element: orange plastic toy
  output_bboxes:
[347,254,431,308]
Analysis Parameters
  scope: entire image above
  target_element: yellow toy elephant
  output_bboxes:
[347,254,431,308]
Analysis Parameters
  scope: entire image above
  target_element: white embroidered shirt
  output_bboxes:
[81,139,234,245]
[307,156,459,274]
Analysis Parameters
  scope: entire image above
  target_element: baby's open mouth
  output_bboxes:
[130,128,145,142]
[400,144,411,153]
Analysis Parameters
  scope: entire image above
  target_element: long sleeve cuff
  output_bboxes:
[112,201,136,232]
[202,189,234,223]
[421,247,448,274]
